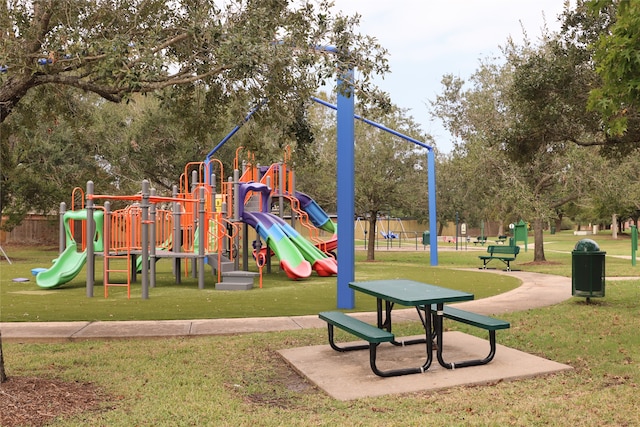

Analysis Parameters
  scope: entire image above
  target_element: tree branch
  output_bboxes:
[31,66,229,102]
[123,32,191,71]
[550,194,579,210]
[32,74,121,101]
[27,1,54,57]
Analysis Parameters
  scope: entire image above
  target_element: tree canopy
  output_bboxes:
[0,0,391,228]
[588,0,640,136]
[0,0,389,124]
[430,4,620,261]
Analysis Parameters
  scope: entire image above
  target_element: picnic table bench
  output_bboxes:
[430,304,510,368]
[495,235,508,244]
[319,311,397,377]
[478,245,520,271]
[472,236,488,246]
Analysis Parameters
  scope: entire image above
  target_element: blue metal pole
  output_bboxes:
[312,96,439,267]
[204,100,265,183]
[336,70,355,309]
[428,148,439,265]
[312,97,431,150]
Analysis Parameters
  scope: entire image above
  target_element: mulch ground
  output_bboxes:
[0,376,108,427]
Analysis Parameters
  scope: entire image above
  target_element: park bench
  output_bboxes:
[430,304,511,367]
[478,244,520,271]
[496,235,508,244]
[472,236,488,246]
[319,311,396,376]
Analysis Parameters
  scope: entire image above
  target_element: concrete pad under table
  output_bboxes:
[279,331,572,401]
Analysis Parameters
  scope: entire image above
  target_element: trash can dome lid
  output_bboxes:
[574,239,600,252]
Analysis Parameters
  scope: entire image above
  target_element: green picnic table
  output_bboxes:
[319,279,510,377]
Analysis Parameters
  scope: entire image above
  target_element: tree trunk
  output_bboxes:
[533,218,546,262]
[367,216,376,261]
[0,330,7,383]
[555,215,563,233]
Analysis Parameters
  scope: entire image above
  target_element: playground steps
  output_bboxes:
[215,270,259,291]
[207,254,258,291]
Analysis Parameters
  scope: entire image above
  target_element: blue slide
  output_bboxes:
[295,191,337,253]
[295,191,337,234]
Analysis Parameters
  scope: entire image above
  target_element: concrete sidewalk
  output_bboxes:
[2,270,612,400]
[1,270,573,342]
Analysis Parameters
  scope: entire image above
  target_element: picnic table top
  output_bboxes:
[349,279,474,307]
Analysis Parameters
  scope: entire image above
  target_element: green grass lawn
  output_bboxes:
[2,231,640,425]
[1,245,522,322]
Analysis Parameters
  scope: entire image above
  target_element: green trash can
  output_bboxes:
[571,239,606,301]
[422,231,430,246]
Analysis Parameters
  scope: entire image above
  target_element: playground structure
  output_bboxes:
[36,149,338,298]
[32,73,438,307]
[32,89,439,308]
[8,42,439,310]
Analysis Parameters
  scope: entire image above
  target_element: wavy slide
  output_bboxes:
[268,214,337,277]
[36,242,87,289]
[243,212,337,280]
[295,191,337,252]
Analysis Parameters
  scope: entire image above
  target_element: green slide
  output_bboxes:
[36,242,87,289]
[35,209,104,289]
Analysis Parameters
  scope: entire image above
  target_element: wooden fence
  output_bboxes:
[0,215,59,245]
[1,214,503,246]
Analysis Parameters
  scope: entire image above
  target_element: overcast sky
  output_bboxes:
[330,1,572,153]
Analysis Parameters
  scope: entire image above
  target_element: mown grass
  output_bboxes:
[2,231,640,426]
[4,279,640,426]
[1,246,520,322]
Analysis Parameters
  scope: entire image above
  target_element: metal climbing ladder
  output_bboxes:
[103,251,131,298]
[103,206,132,298]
